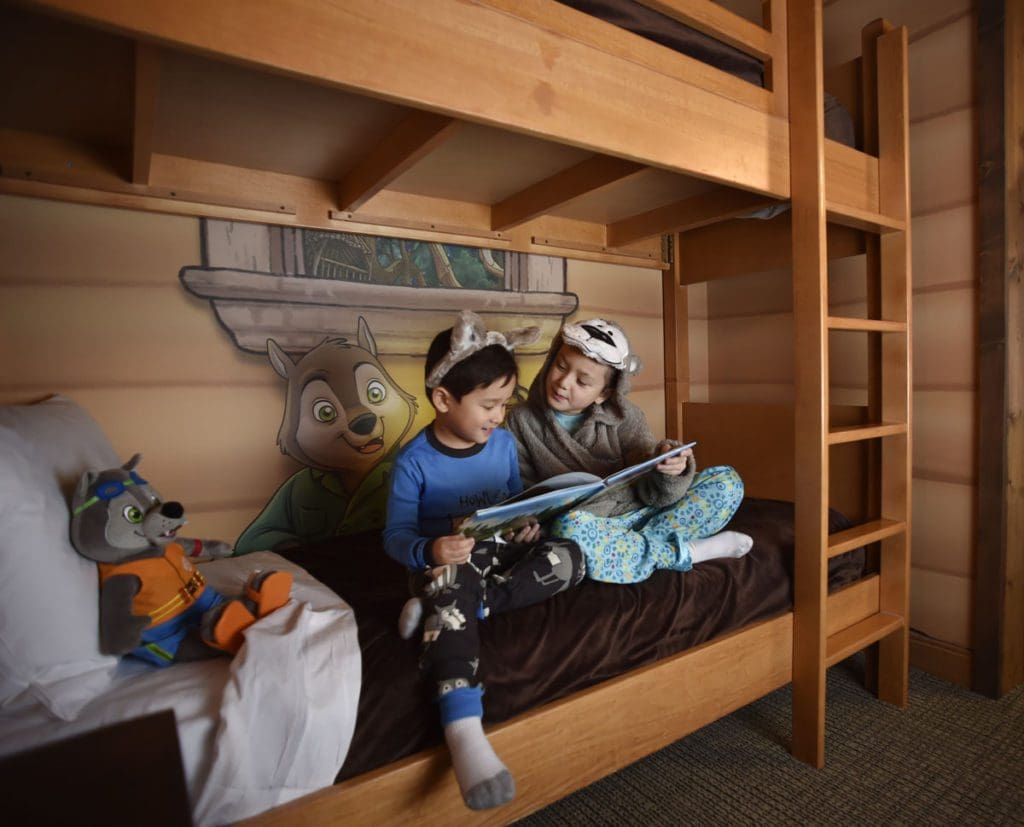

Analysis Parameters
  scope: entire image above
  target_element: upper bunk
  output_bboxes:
[0,0,904,270]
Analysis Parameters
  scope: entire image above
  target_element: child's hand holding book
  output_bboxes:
[434,533,475,565]
[505,519,542,544]
[654,441,694,477]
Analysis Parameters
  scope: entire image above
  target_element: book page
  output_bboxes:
[602,441,696,489]
[502,471,602,504]
[457,479,601,540]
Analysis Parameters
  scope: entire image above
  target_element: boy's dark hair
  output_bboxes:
[425,327,518,403]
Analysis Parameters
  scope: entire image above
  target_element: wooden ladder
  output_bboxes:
[787,2,911,767]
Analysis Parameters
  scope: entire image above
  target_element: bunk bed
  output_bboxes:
[0,0,912,823]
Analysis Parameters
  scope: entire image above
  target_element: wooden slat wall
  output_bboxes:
[696,0,975,680]
[560,259,668,437]
[0,193,666,543]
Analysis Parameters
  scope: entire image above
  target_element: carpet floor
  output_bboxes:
[515,658,1024,825]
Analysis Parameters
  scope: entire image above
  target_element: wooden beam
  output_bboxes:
[606,187,778,247]
[337,111,459,212]
[1004,0,1024,698]
[0,128,298,215]
[876,23,911,710]
[677,213,866,284]
[27,0,792,197]
[763,0,789,117]
[635,0,774,60]
[974,0,1024,698]
[131,41,159,185]
[491,156,643,231]
[0,129,664,267]
[859,22,894,676]
[787,0,829,769]
[662,233,688,441]
[478,0,772,112]
[860,19,890,156]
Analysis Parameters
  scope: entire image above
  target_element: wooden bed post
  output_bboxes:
[663,232,688,441]
[858,20,892,698]
[873,24,912,710]
[787,0,830,769]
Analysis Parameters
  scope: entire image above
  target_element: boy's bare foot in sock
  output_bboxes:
[689,531,753,564]
[444,716,515,810]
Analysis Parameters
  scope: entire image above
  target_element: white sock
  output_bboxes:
[397,597,423,640]
[443,716,515,810]
[689,531,753,564]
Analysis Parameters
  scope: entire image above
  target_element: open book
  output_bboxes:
[457,442,696,540]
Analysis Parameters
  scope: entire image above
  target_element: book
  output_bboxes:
[456,441,696,540]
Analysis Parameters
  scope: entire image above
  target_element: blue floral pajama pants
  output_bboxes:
[547,465,744,584]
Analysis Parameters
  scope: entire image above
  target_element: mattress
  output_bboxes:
[280,497,865,781]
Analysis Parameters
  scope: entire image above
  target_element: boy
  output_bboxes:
[384,310,584,811]
[505,318,752,584]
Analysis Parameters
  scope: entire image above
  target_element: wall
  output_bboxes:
[560,259,667,439]
[0,193,666,542]
[694,0,975,672]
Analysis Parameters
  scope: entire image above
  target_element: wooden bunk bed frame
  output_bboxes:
[0,1,911,823]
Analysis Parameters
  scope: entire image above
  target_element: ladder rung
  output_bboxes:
[828,422,907,444]
[828,518,906,558]
[828,316,907,333]
[826,612,904,667]
[826,201,906,233]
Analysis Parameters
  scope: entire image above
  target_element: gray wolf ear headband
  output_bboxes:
[561,319,642,376]
[426,310,541,389]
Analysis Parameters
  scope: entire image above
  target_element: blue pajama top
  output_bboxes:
[383,425,523,570]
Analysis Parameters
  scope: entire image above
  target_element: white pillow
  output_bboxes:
[0,395,121,720]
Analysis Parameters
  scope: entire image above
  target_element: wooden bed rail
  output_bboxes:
[478,0,787,117]
[633,0,789,115]
[5,0,891,262]
[240,574,884,827]
[19,0,791,196]
[683,402,869,523]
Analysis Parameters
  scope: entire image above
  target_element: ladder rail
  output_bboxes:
[788,0,830,769]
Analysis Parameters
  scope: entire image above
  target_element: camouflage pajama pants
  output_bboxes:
[419,537,583,719]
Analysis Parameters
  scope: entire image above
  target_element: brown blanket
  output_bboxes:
[280,497,864,781]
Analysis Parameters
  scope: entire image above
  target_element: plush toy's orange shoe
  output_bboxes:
[244,570,293,618]
[201,571,293,654]
[204,600,257,654]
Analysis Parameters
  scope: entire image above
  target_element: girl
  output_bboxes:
[505,318,752,583]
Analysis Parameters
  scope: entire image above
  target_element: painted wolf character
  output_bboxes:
[234,316,418,554]
[70,454,292,666]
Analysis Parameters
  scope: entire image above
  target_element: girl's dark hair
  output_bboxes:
[425,327,518,402]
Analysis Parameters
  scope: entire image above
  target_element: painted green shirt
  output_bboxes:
[234,461,391,554]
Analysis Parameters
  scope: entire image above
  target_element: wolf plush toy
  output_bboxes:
[70,454,293,667]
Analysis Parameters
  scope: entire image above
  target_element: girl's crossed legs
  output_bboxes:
[549,464,751,584]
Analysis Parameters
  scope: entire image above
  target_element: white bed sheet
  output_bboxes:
[0,552,361,826]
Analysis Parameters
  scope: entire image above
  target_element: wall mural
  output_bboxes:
[181,219,578,551]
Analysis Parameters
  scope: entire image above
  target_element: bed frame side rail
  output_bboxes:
[240,574,882,827]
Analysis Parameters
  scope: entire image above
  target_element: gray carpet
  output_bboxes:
[515,658,1024,825]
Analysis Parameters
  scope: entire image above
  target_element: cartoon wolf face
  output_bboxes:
[268,316,418,480]
[70,454,186,564]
